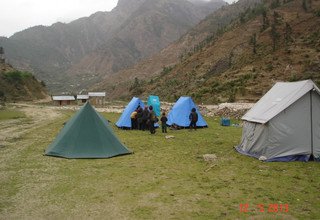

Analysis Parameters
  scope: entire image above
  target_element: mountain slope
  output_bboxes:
[94,0,262,98]
[0,61,47,102]
[95,0,320,102]
[0,0,225,92]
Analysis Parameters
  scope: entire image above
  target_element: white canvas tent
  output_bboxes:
[236,80,320,162]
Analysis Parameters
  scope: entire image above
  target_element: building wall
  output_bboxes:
[90,97,105,106]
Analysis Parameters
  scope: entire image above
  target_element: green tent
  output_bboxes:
[45,102,132,159]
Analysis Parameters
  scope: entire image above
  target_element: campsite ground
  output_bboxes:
[0,103,319,219]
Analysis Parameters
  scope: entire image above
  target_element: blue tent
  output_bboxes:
[147,95,160,117]
[167,96,208,127]
[116,97,144,128]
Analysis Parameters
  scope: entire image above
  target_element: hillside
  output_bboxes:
[0,61,47,102]
[96,0,320,103]
[0,0,225,93]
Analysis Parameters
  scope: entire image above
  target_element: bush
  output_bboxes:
[227,88,236,102]
[266,64,274,71]
[161,66,173,75]
[289,74,299,82]
[40,80,46,87]
[4,71,32,81]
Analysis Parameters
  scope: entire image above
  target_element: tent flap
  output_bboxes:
[147,95,161,117]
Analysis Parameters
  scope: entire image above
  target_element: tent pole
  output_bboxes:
[310,91,314,156]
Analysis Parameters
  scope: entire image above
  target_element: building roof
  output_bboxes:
[88,92,106,97]
[77,95,89,100]
[242,80,320,124]
[52,96,75,101]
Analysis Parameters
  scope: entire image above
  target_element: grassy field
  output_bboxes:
[0,108,26,120]
[0,108,319,219]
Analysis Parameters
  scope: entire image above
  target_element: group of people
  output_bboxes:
[130,105,164,134]
[130,106,198,134]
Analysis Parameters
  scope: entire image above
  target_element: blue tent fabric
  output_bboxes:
[167,96,208,127]
[116,97,144,128]
[147,95,161,117]
[266,155,310,162]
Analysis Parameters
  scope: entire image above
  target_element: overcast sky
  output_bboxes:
[0,0,119,37]
[0,0,235,38]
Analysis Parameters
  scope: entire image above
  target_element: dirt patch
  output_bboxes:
[0,103,62,147]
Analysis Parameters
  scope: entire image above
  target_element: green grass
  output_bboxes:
[0,109,26,120]
[0,110,319,219]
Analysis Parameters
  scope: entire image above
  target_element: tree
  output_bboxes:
[302,0,308,11]
[273,11,281,26]
[130,77,144,96]
[284,22,293,47]
[270,24,280,51]
[240,12,245,24]
[261,10,269,32]
[249,33,257,54]
[271,0,281,9]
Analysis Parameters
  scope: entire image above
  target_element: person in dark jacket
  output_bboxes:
[142,106,150,131]
[148,106,156,134]
[136,107,143,130]
[160,112,168,133]
[189,108,198,130]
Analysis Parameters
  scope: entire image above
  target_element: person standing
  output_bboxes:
[189,108,198,130]
[130,110,138,129]
[142,106,150,131]
[137,107,143,130]
[160,112,168,133]
[148,106,156,134]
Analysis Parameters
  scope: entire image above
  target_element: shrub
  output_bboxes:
[4,71,32,82]
[40,80,46,87]
[266,63,274,71]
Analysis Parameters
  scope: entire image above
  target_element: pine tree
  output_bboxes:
[270,24,280,51]
[249,33,257,54]
[284,22,293,47]
[261,10,269,32]
[302,0,308,11]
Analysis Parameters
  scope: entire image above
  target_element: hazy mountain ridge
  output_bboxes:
[65,0,226,88]
[0,0,225,93]
[95,0,320,103]
[94,0,262,98]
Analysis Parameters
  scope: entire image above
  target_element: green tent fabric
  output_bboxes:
[45,102,132,159]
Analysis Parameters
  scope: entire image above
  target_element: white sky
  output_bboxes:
[0,0,235,38]
[0,0,119,37]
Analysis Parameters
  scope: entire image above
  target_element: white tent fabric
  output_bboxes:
[237,80,320,162]
[242,80,320,124]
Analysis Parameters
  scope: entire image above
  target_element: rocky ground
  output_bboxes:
[45,101,254,119]
[48,101,254,119]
